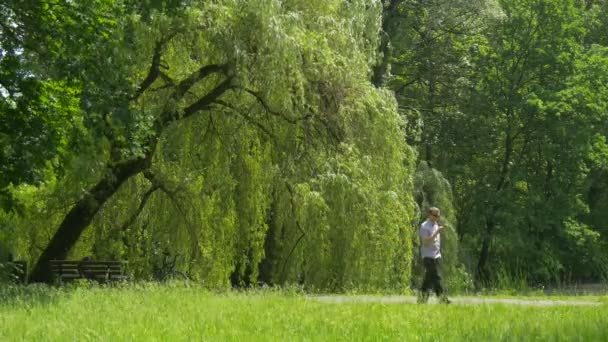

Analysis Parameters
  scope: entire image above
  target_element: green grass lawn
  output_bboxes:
[0,284,606,341]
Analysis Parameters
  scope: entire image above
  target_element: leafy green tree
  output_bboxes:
[452,0,608,285]
[383,0,608,286]
[0,1,119,209]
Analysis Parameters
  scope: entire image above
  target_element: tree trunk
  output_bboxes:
[475,127,513,287]
[29,157,149,282]
[372,0,403,87]
[476,216,494,287]
[372,31,391,87]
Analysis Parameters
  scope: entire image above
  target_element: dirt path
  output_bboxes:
[309,295,603,306]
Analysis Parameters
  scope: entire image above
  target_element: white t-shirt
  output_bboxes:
[420,219,441,259]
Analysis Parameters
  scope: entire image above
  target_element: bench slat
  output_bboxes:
[50,261,124,266]
[52,270,124,275]
[52,269,122,273]
[51,266,123,270]
[50,260,127,284]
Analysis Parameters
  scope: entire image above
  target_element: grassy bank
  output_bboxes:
[0,284,606,341]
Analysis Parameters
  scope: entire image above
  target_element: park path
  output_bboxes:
[309,295,603,306]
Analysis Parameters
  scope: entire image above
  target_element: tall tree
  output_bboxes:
[0,1,120,210]
[454,0,608,285]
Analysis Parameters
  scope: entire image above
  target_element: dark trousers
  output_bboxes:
[421,257,444,296]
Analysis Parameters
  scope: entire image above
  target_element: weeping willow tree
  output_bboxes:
[0,0,417,289]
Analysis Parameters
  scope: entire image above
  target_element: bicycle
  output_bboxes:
[153,251,190,282]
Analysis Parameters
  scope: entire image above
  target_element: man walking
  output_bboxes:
[418,206,450,304]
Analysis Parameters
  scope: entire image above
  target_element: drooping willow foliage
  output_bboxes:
[0,0,417,290]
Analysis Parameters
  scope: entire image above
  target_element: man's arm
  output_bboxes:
[421,225,444,246]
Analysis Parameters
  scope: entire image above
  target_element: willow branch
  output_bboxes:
[213,100,275,139]
[239,87,312,124]
[119,184,160,247]
[280,182,306,282]
[148,174,201,253]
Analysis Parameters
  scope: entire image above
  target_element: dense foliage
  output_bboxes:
[383,0,608,286]
[1,0,607,290]
[1,0,416,290]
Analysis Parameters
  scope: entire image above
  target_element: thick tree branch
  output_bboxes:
[175,64,227,100]
[131,40,165,100]
[150,62,229,133]
[182,77,234,118]
[146,76,232,152]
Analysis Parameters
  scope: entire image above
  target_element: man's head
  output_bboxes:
[427,207,441,222]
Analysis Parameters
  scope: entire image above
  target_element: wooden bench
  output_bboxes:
[50,260,128,284]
